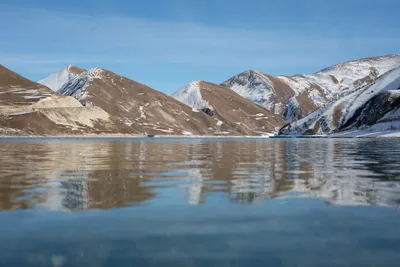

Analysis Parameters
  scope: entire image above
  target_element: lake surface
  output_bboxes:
[1,138,400,267]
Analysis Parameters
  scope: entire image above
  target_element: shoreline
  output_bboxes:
[1,129,400,139]
[0,134,399,139]
[0,134,272,139]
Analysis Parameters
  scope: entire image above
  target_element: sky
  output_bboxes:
[1,0,399,94]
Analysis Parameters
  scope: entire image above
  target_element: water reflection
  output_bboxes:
[0,138,400,211]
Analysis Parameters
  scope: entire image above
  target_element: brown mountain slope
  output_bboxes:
[0,65,134,136]
[0,65,55,106]
[172,81,284,135]
[67,65,86,75]
[59,68,220,135]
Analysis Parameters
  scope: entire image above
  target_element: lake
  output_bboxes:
[1,138,400,267]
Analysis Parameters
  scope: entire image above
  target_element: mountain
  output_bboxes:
[58,68,223,135]
[279,66,400,136]
[0,65,132,136]
[171,81,283,135]
[38,65,86,92]
[221,54,400,122]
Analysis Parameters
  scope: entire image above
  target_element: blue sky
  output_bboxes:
[1,0,399,94]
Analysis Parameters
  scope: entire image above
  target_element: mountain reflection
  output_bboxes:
[0,138,400,211]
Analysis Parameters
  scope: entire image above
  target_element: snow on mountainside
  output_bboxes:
[279,66,400,136]
[222,54,400,122]
[59,68,103,106]
[38,65,86,92]
[171,80,283,135]
[59,68,228,135]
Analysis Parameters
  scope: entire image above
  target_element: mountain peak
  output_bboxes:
[38,65,87,92]
[187,80,205,87]
[66,65,86,75]
[244,69,260,74]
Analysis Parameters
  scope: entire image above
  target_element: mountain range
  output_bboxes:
[0,54,399,136]
[221,55,400,122]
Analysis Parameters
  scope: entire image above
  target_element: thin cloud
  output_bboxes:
[2,5,399,69]
[0,4,399,90]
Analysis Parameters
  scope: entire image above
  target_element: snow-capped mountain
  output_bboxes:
[279,65,400,136]
[172,80,283,135]
[221,54,400,122]
[59,68,226,135]
[38,65,86,92]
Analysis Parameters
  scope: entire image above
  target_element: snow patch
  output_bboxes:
[38,65,81,92]
[171,81,213,111]
[139,106,146,119]
[182,131,193,135]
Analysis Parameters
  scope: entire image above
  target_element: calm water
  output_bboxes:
[1,138,400,267]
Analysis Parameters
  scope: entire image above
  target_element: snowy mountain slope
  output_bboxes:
[38,65,86,92]
[59,68,225,135]
[279,66,400,135]
[171,80,283,135]
[221,54,400,122]
[171,81,213,112]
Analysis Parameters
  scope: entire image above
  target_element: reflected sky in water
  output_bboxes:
[0,138,400,266]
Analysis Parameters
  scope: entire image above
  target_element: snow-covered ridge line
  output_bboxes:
[319,54,400,73]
